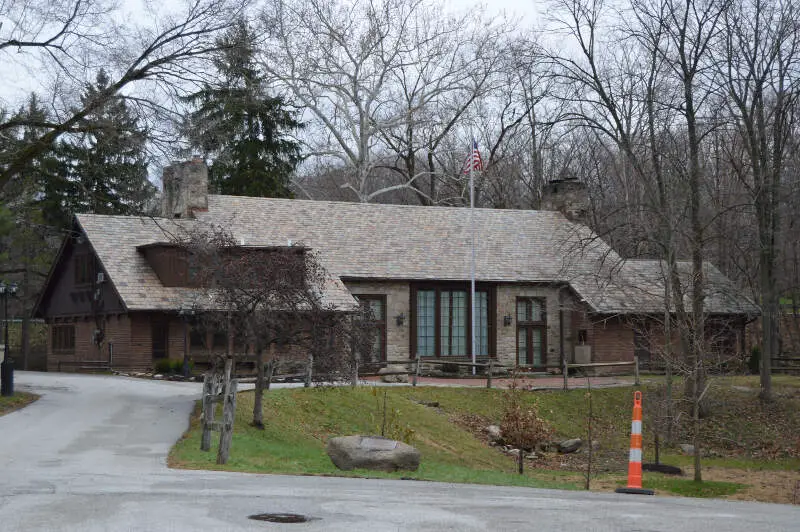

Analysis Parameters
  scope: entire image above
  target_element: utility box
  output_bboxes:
[574,345,592,365]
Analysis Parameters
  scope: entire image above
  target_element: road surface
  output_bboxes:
[0,371,797,531]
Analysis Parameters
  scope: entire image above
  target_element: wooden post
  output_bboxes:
[412,358,420,387]
[201,373,213,452]
[216,378,237,465]
[265,359,274,391]
[486,358,493,389]
[634,355,640,386]
[305,354,313,388]
[351,357,359,387]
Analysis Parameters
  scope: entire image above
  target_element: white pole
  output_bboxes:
[470,139,476,376]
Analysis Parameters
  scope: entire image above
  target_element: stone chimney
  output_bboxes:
[161,156,208,218]
[540,177,589,224]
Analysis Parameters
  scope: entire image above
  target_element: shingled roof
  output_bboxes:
[73,195,758,317]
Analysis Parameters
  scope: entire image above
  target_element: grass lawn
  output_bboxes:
[169,376,800,502]
[0,391,38,416]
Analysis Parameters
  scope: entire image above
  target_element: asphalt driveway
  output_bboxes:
[0,371,798,531]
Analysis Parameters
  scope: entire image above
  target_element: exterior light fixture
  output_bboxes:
[503,315,513,326]
[395,313,405,326]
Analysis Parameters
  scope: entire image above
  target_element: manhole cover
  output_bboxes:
[248,513,311,523]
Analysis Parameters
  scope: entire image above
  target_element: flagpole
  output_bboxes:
[470,138,476,376]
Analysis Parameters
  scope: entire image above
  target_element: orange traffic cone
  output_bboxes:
[615,391,654,495]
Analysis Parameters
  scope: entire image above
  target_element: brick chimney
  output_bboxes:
[161,156,208,218]
[541,177,589,224]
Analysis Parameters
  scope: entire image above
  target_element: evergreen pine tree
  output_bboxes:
[60,69,155,217]
[6,94,71,228]
[183,20,303,198]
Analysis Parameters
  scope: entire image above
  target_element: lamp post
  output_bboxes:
[1,281,18,396]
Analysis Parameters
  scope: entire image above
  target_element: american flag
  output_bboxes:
[463,139,483,174]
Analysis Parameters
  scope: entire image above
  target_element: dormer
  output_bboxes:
[137,243,195,287]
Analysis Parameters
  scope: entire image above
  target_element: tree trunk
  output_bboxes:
[692,374,702,482]
[252,345,265,429]
[518,449,524,475]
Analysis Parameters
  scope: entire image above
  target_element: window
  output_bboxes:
[74,254,94,285]
[517,297,546,367]
[190,327,208,349]
[417,290,436,356]
[412,284,494,358]
[52,325,76,353]
[354,295,386,361]
[212,331,228,349]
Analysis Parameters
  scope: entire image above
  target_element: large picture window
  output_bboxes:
[412,284,494,358]
[517,297,546,368]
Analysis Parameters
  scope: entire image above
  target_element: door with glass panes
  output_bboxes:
[516,297,546,368]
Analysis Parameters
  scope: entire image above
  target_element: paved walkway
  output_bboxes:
[1,371,797,532]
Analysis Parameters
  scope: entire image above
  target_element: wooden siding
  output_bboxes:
[38,238,124,318]
[139,246,190,287]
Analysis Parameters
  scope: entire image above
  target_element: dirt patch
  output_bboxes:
[448,399,800,504]
[589,467,800,504]
[701,467,800,505]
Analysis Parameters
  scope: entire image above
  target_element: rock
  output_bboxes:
[558,438,583,454]
[485,425,503,443]
[680,444,695,455]
[507,448,520,457]
[536,441,555,453]
[153,374,164,380]
[591,440,601,451]
[643,463,683,475]
[379,365,409,383]
[326,435,420,472]
[525,452,539,460]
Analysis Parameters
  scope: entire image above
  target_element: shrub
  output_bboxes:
[153,359,191,375]
[154,359,173,374]
[500,382,553,474]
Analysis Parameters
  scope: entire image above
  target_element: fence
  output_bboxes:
[773,355,800,374]
[561,356,640,390]
[238,357,514,389]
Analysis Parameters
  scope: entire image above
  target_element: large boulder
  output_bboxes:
[326,435,420,472]
[558,438,583,454]
[379,365,409,383]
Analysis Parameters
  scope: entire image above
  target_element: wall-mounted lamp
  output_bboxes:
[503,315,513,326]
[395,313,405,326]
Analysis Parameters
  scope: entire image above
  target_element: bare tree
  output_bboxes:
[177,223,373,431]
[717,0,800,401]
[260,0,512,203]
[548,0,733,481]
